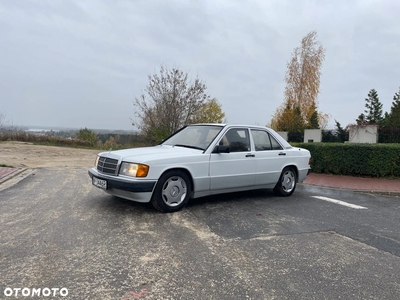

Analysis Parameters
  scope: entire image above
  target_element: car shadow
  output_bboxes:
[186,189,279,209]
[90,189,284,213]
[89,194,157,215]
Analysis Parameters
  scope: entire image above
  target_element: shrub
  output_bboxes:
[0,132,94,148]
[76,128,97,146]
[294,143,400,177]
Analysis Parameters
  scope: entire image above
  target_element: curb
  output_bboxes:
[0,168,27,185]
[302,183,400,197]
[354,190,400,197]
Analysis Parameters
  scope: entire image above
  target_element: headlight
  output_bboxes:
[95,156,100,166]
[119,162,149,178]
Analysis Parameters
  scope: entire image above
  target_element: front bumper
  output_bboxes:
[88,167,157,202]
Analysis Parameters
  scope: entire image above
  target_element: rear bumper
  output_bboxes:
[298,168,311,182]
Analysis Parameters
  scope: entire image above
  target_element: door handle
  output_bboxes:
[278,152,286,156]
[245,154,255,157]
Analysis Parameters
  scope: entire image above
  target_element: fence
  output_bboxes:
[286,126,400,143]
[286,130,347,143]
[378,126,400,143]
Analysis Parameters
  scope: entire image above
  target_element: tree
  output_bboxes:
[356,113,366,125]
[76,128,97,146]
[191,98,225,124]
[271,103,302,132]
[308,102,320,129]
[270,31,327,131]
[334,119,347,142]
[0,111,6,129]
[356,89,384,125]
[133,66,217,143]
[309,111,319,129]
[385,87,400,126]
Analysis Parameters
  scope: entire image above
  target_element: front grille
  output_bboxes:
[97,156,119,175]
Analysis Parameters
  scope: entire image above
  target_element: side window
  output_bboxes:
[251,130,272,151]
[251,130,283,151]
[220,128,250,152]
[269,134,283,150]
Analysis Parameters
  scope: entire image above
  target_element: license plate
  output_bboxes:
[92,177,107,190]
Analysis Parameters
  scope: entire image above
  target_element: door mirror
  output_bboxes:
[212,145,230,154]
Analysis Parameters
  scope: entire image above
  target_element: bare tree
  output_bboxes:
[271,31,328,131]
[133,66,212,142]
[0,111,6,129]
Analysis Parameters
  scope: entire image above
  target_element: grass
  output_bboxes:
[0,164,14,168]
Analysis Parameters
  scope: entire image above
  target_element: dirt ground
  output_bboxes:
[0,141,102,168]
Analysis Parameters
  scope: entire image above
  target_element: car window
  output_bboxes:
[204,128,222,144]
[270,134,283,150]
[219,128,250,152]
[163,125,223,150]
[251,130,283,151]
[251,130,272,151]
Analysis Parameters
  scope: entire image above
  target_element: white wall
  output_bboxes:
[277,131,288,141]
[349,125,378,143]
[304,129,322,143]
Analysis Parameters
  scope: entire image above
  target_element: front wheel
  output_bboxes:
[151,170,192,212]
[273,167,297,196]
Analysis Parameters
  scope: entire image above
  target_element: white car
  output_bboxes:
[88,124,311,212]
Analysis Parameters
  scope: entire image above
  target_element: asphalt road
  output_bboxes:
[1,168,400,300]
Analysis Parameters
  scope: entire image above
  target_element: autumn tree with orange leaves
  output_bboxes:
[270,31,329,132]
[191,98,225,124]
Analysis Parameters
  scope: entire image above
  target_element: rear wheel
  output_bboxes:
[274,167,297,196]
[151,170,191,212]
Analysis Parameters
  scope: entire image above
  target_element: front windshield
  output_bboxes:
[162,125,223,151]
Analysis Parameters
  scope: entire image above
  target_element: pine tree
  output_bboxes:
[334,120,347,142]
[386,87,400,126]
[356,113,366,125]
[309,110,320,129]
[356,89,384,125]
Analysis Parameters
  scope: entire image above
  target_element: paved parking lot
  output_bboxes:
[1,167,400,299]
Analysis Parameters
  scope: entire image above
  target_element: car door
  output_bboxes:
[250,129,289,185]
[209,128,256,190]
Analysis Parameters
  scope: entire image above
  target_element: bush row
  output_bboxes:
[0,132,150,150]
[294,143,400,177]
[0,132,94,148]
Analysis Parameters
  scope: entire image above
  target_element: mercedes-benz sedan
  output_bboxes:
[88,124,311,212]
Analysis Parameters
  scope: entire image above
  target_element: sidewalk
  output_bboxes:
[303,173,400,194]
[0,166,399,194]
[0,167,27,185]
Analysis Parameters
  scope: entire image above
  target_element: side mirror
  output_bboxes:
[212,145,230,153]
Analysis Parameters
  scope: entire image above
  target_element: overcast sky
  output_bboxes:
[1,0,400,131]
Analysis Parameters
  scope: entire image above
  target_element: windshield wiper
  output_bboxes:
[173,144,204,151]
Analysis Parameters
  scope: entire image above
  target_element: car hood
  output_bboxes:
[99,145,203,163]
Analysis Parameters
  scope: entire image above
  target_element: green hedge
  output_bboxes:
[293,143,400,177]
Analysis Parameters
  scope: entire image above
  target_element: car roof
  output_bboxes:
[189,123,270,130]
[188,123,292,148]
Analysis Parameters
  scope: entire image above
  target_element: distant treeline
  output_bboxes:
[0,129,151,150]
[96,133,146,145]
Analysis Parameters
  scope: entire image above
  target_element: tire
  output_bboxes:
[151,170,192,212]
[273,167,297,197]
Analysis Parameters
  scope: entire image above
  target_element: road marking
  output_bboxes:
[312,196,368,210]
